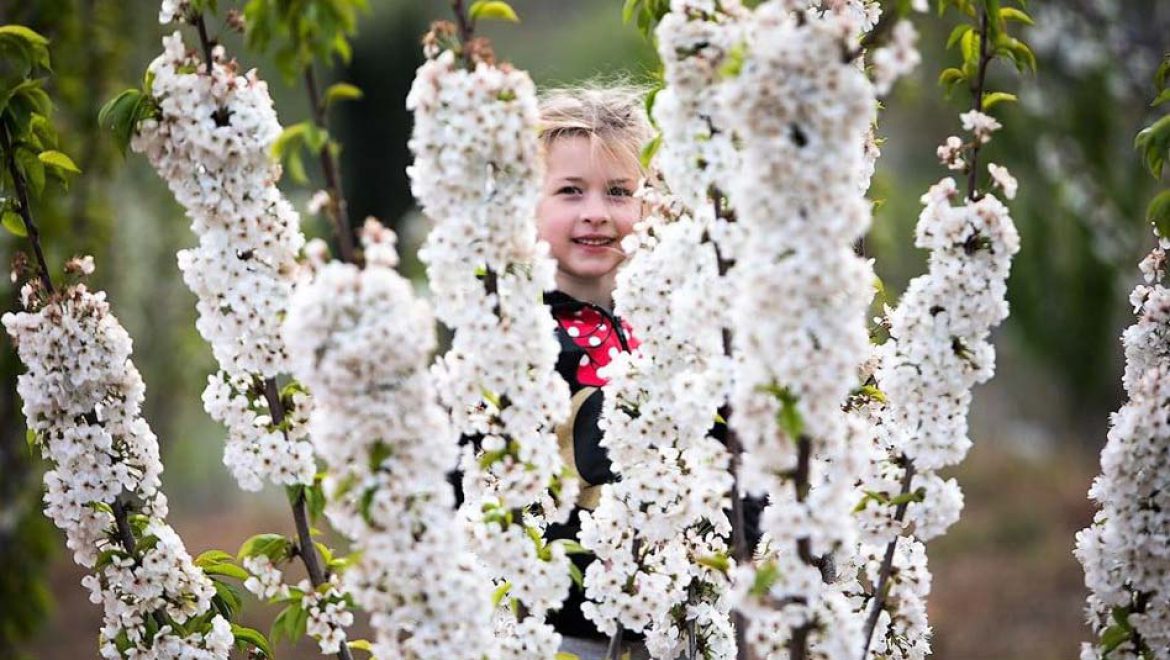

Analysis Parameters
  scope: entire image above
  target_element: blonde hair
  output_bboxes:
[537,83,655,176]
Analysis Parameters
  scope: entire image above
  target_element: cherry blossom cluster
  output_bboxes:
[131,28,315,491]
[406,40,573,654]
[1075,231,1170,659]
[718,2,877,656]
[3,267,231,658]
[283,219,495,657]
[652,0,746,213]
[578,188,735,657]
[854,128,1020,655]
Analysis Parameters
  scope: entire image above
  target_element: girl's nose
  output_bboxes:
[580,192,612,224]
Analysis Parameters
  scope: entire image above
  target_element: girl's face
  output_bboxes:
[537,135,641,289]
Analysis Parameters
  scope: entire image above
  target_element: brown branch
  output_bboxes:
[964,9,992,202]
[2,124,54,295]
[859,458,917,659]
[192,14,216,76]
[261,377,354,660]
[303,66,356,264]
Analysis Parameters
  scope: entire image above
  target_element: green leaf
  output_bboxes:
[621,0,641,24]
[37,149,80,174]
[938,67,966,95]
[2,208,27,237]
[696,554,730,572]
[237,533,291,562]
[231,624,274,658]
[212,577,243,618]
[999,7,1033,24]
[1147,190,1170,239]
[491,581,512,607]
[640,133,662,170]
[959,28,979,70]
[555,539,592,556]
[270,603,300,643]
[1152,88,1170,108]
[271,122,307,161]
[203,562,249,580]
[15,148,44,198]
[748,560,780,597]
[348,639,374,655]
[555,654,582,660]
[469,1,520,23]
[324,82,363,109]
[98,89,151,155]
[480,387,502,409]
[945,24,972,50]
[982,92,1017,109]
[1100,623,1130,653]
[568,561,584,589]
[286,149,308,184]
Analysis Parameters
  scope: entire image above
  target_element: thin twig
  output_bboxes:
[859,459,917,659]
[2,125,54,294]
[262,378,354,660]
[193,14,216,76]
[303,66,356,264]
[965,9,992,202]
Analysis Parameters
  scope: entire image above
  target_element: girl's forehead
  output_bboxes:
[544,135,639,179]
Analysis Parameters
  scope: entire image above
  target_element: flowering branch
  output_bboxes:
[1,124,54,294]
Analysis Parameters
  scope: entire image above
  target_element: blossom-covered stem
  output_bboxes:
[260,379,353,660]
[965,9,990,202]
[858,459,916,659]
[302,65,355,263]
[1,125,54,294]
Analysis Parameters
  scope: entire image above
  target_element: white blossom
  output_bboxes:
[284,219,496,658]
[718,2,877,656]
[131,30,315,491]
[988,162,1018,200]
[871,20,921,97]
[407,41,572,648]
[1076,232,1170,658]
[579,186,735,656]
[959,109,1002,144]
[3,276,230,658]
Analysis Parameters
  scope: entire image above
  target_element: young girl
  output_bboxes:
[535,86,655,659]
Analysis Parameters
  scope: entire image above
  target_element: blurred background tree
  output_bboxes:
[4,0,1168,657]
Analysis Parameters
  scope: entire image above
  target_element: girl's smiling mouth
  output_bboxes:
[572,234,616,247]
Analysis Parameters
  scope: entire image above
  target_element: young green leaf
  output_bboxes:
[469,0,520,23]
[981,91,1017,109]
[3,208,28,237]
[323,82,363,109]
[231,624,274,658]
[1147,190,1170,239]
[37,149,80,174]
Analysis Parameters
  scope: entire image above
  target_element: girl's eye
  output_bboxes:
[557,185,582,195]
[608,187,634,198]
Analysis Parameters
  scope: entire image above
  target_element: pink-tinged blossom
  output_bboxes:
[131,30,315,491]
[988,162,1018,200]
[959,109,1002,144]
[1076,232,1170,659]
[407,44,574,653]
[3,276,230,658]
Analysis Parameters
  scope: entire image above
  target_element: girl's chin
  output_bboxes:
[561,261,620,281]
